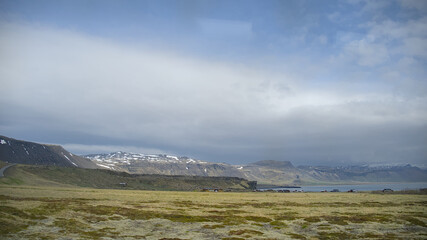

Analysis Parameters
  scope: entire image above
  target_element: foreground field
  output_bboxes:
[0,185,426,239]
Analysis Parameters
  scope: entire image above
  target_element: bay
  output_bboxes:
[264,182,427,192]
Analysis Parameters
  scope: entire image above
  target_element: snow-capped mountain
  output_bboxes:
[85,151,427,185]
[86,152,206,169]
[85,151,245,177]
[3,135,424,186]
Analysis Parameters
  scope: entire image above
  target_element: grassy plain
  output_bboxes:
[0,184,426,239]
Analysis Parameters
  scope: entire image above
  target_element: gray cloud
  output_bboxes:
[0,21,426,166]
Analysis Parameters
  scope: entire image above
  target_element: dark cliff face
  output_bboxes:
[0,135,97,169]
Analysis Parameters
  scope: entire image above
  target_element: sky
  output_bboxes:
[0,0,426,166]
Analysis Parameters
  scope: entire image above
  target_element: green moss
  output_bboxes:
[317,224,332,230]
[28,202,70,216]
[252,223,263,227]
[401,216,426,227]
[304,216,321,223]
[317,231,353,239]
[286,233,306,239]
[348,214,392,223]
[159,238,187,240]
[173,200,195,207]
[244,215,272,222]
[208,203,243,209]
[108,215,123,220]
[51,218,121,239]
[75,204,120,216]
[208,215,247,225]
[270,220,287,228]
[82,215,108,223]
[274,212,299,221]
[202,224,226,229]
[359,232,382,238]
[249,202,280,208]
[360,201,398,207]
[311,202,358,207]
[53,218,90,234]
[162,213,211,223]
[82,227,119,239]
[0,205,45,220]
[207,209,247,215]
[0,219,28,235]
[323,216,348,225]
[76,203,250,225]
[21,233,56,240]
[229,229,264,236]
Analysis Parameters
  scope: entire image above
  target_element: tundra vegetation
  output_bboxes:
[1,184,426,239]
[0,163,426,239]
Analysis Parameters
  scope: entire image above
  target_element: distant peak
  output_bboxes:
[84,152,205,165]
[251,160,294,169]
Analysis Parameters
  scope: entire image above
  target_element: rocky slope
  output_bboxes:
[1,134,425,186]
[86,152,245,178]
[86,152,427,185]
[298,164,427,183]
[0,135,97,169]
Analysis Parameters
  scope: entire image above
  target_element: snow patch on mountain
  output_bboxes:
[62,152,78,167]
[85,152,207,165]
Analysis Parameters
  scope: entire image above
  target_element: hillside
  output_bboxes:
[0,135,97,169]
[298,165,427,183]
[0,163,256,191]
[87,152,427,186]
[86,152,245,178]
[1,135,425,187]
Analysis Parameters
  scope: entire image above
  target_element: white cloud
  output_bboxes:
[335,7,427,68]
[366,17,427,58]
[318,35,328,45]
[345,39,389,66]
[347,0,391,15]
[198,18,253,39]
[0,21,426,165]
[403,37,427,57]
[399,0,427,12]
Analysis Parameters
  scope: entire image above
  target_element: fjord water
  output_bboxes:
[271,182,427,192]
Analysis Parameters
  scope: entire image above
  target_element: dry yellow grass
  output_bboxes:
[0,184,426,239]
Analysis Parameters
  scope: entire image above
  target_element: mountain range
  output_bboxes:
[1,135,426,186]
[85,151,427,185]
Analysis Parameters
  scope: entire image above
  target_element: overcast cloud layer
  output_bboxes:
[0,0,426,166]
